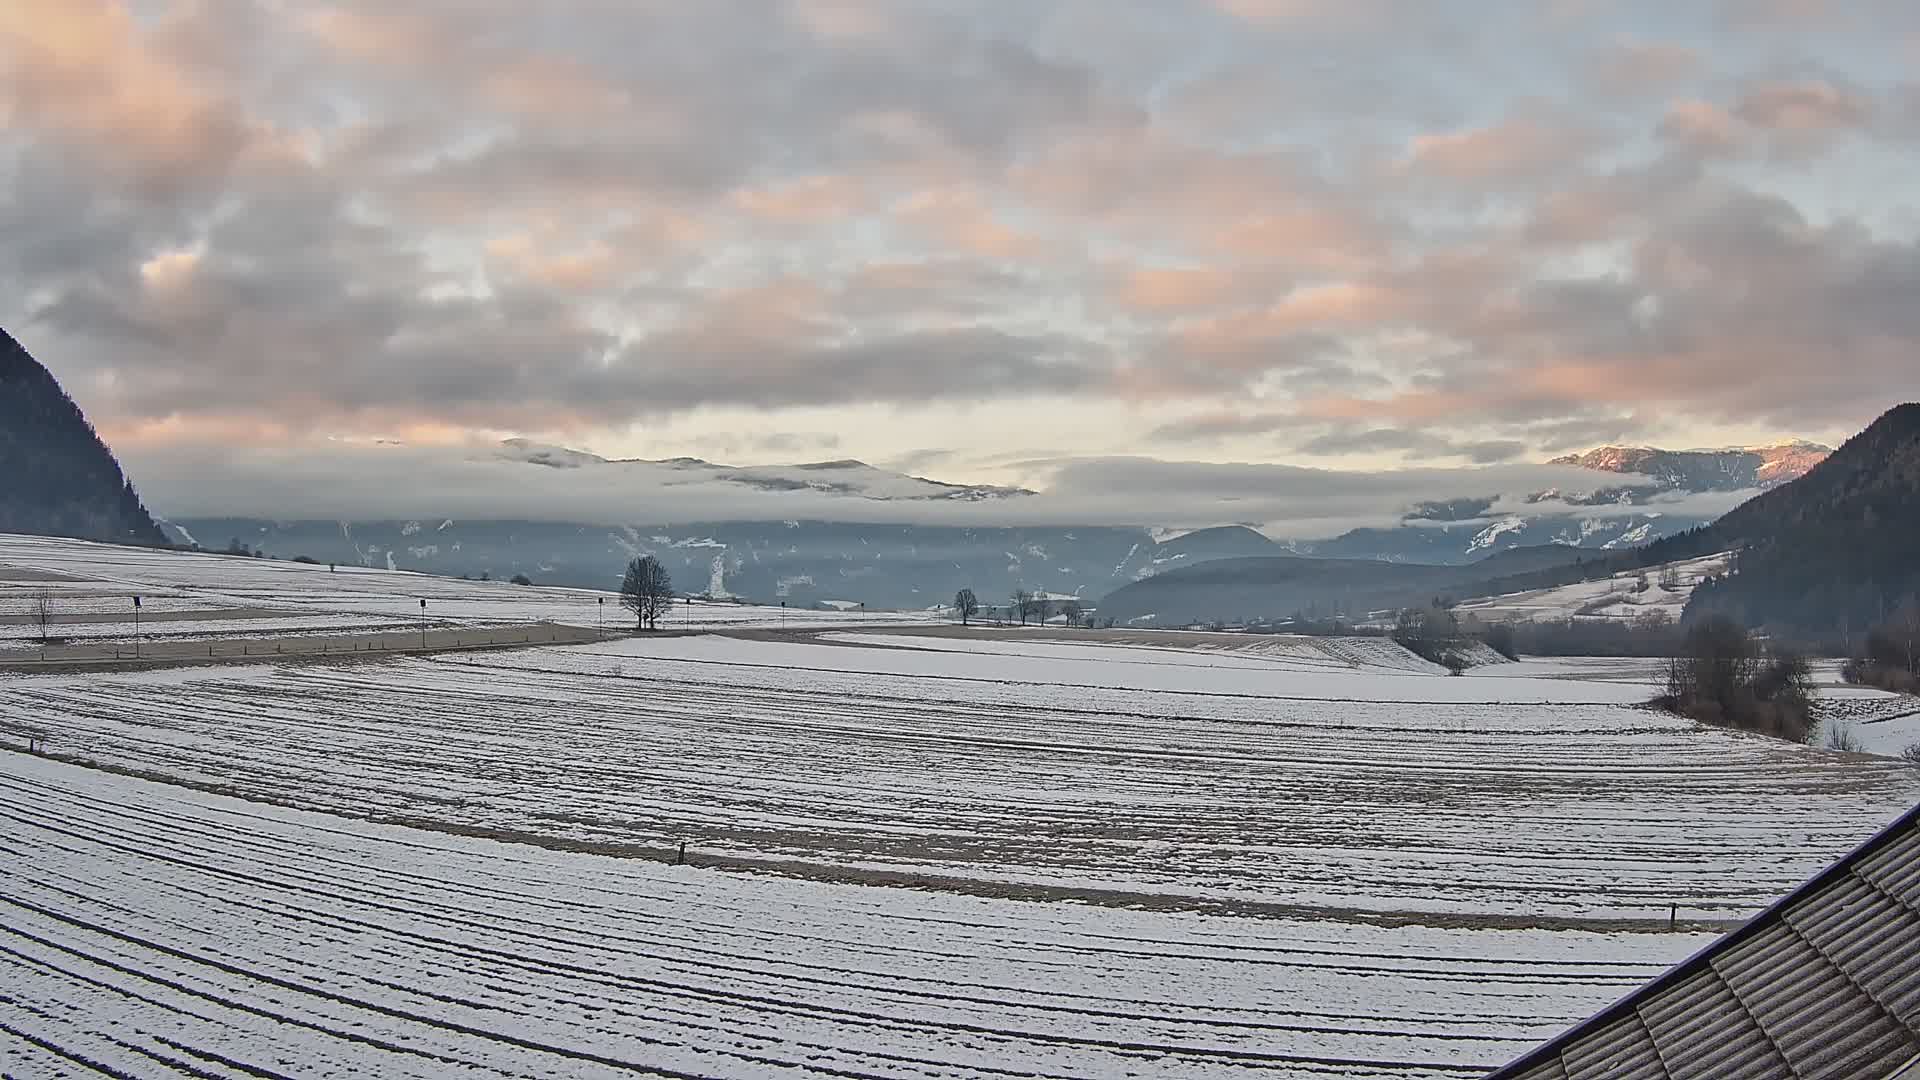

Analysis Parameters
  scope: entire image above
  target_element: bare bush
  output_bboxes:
[1843,601,1920,696]
[1480,621,1519,661]
[1656,617,1815,742]
[1824,723,1864,754]
[1393,603,1460,665]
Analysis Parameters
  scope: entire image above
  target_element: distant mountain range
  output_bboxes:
[1095,544,1597,628]
[1668,405,1919,639]
[1104,415,1914,637]
[497,439,1035,502]
[0,328,165,547]
[1300,441,1831,563]
[1547,442,1830,491]
[6,315,1890,638]
[158,438,1837,609]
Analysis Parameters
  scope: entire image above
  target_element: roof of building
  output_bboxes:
[1488,801,1920,1080]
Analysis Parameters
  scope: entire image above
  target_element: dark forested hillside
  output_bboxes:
[0,328,166,546]
[1683,403,1920,639]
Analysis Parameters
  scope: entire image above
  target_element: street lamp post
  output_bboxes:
[132,595,142,658]
[419,598,428,649]
[597,596,604,637]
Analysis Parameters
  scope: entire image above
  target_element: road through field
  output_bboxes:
[0,622,607,669]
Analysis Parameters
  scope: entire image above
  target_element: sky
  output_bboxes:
[3,0,1917,526]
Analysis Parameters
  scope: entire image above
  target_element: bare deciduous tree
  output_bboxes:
[953,588,979,626]
[1027,595,1051,624]
[32,588,53,643]
[1011,589,1033,626]
[620,556,674,631]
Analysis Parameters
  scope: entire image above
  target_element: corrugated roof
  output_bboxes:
[1489,802,1920,1080]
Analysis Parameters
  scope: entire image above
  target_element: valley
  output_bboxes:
[4,536,1917,1077]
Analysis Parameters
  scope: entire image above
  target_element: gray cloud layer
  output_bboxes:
[134,438,1672,541]
[2,0,1915,478]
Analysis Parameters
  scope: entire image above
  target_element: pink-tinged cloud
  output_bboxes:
[1658,99,1745,155]
[1734,79,1874,134]
[732,174,871,224]
[3,0,1915,471]
[1210,0,1387,29]
[1590,41,1703,94]
[1401,114,1596,184]
[895,188,1044,261]
[0,0,266,198]
[1115,267,1245,313]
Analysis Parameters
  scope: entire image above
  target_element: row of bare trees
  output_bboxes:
[1657,616,1817,742]
[952,588,1087,627]
[1842,598,1920,694]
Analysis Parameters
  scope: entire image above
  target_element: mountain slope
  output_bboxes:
[1681,404,1920,637]
[0,328,165,546]
[1094,544,1595,626]
[163,517,1181,608]
[1096,555,1458,625]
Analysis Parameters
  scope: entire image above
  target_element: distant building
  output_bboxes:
[1489,803,1920,1080]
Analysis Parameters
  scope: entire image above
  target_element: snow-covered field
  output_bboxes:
[5,532,1920,1077]
[7,633,1915,924]
[0,752,1706,1079]
[1454,552,1733,624]
[0,533,935,637]
[0,613,408,650]
[1481,656,1920,757]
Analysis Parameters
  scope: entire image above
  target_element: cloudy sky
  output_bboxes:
[3,0,1917,522]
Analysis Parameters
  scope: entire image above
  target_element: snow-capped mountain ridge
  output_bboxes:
[1547,442,1829,491]
[496,439,1033,501]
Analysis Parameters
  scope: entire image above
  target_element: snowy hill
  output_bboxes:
[1453,553,1735,625]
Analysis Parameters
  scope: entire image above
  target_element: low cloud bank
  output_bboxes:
[128,440,1714,541]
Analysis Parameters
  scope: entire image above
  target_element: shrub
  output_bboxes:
[510,574,534,586]
[1393,603,1459,665]
[1655,617,1815,743]
[1481,621,1519,662]
[1824,723,1864,754]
